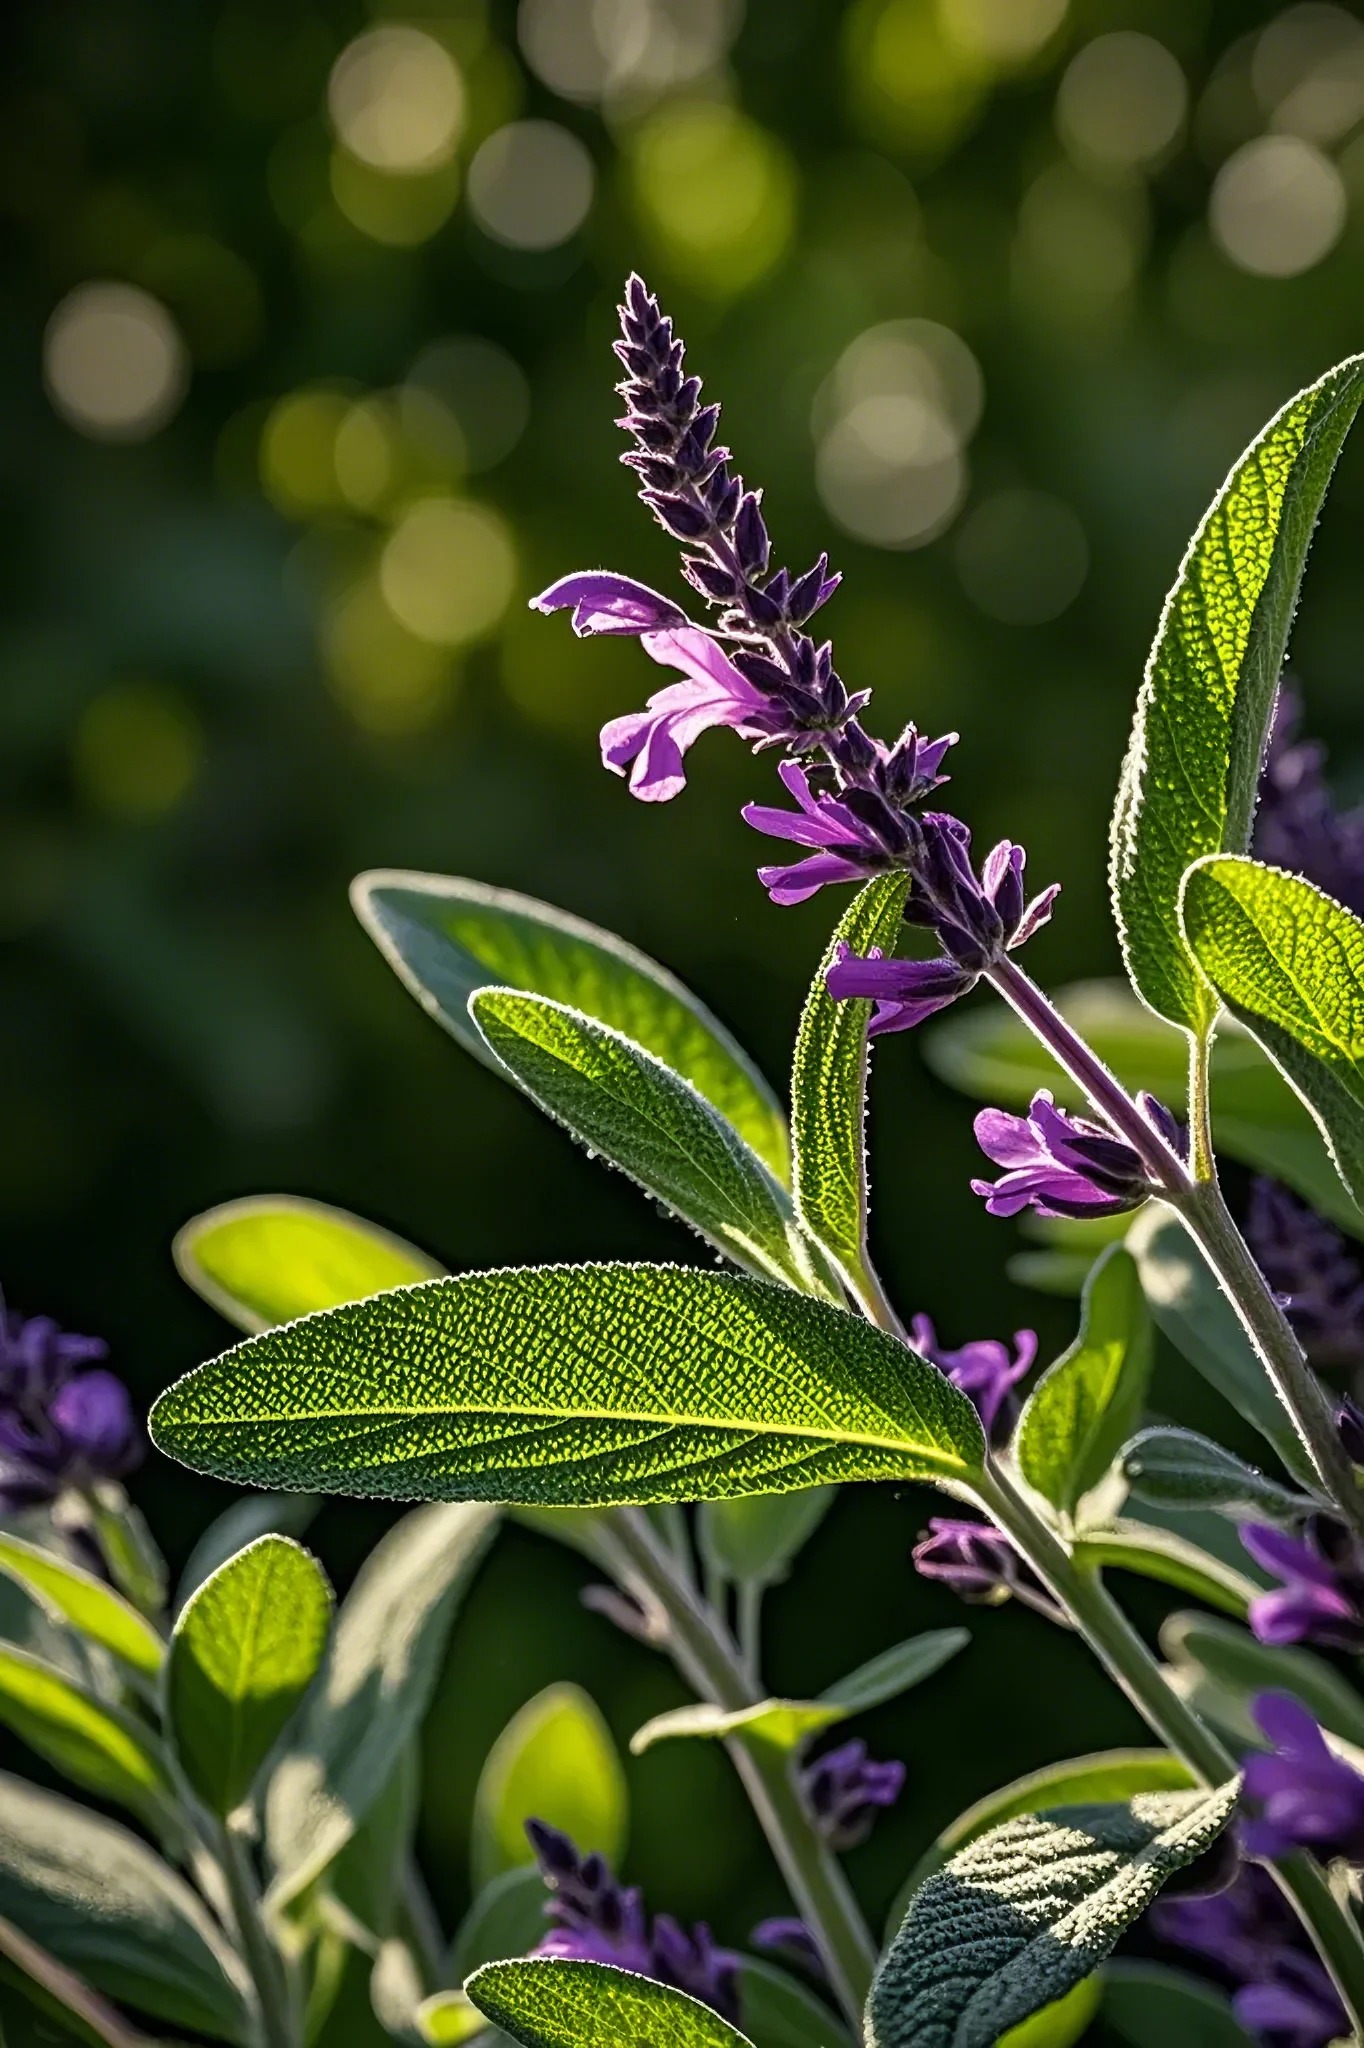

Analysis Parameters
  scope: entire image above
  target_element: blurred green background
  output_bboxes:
[5,0,1364,1962]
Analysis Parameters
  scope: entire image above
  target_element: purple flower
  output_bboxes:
[1242,1519,1364,1653]
[526,1822,740,2022]
[1152,1860,1347,2048]
[1242,1693,1364,1864]
[800,1739,904,1851]
[969,1090,1173,1221]
[912,1517,1061,1621]
[750,1918,823,1974]
[910,1314,1036,1442]
[0,1307,140,1512]
[530,571,691,639]
[742,762,898,904]
[1246,1178,1364,1374]
[599,627,784,803]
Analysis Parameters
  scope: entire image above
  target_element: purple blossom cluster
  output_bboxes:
[0,1304,140,1512]
[1153,1857,1348,2048]
[1246,1179,1364,1376]
[1242,1518,1364,1654]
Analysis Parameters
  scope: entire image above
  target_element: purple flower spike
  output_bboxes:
[1256,684,1364,921]
[970,1090,1165,1221]
[743,761,898,903]
[0,1306,141,1512]
[1242,1693,1364,1865]
[910,1315,1036,1442]
[800,1739,905,1851]
[530,571,692,639]
[526,1821,740,2022]
[1242,1520,1364,1653]
[600,628,782,803]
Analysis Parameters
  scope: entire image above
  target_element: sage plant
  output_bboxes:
[8,288,1364,2048]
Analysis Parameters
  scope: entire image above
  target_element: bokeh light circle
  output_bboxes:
[1056,34,1188,172]
[630,101,796,295]
[44,283,189,442]
[938,0,1068,64]
[379,498,516,645]
[1210,134,1346,276]
[328,27,465,174]
[466,122,595,250]
[953,490,1088,624]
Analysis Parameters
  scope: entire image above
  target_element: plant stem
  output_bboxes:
[978,1461,1364,2035]
[600,1508,877,2028]
[218,1822,298,2048]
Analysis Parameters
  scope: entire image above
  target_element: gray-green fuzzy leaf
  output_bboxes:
[0,1534,162,1680]
[1160,1610,1364,1751]
[150,1266,987,1507]
[869,1782,1239,2048]
[1110,355,1364,1034]
[0,1646,172,1826]
[470,991,816,1291]
[1101,1962,1253,2047]
[1017,1248,1150,1522]
[352,872,788,1181]
[1182,855,1364,1210]
[697,1489,835,1590]
[791,875,908,1304]
[1120,1427,1313,1522]
[465,1958,754,2048]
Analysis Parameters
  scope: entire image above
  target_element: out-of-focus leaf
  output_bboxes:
[0,1645,171,1824]
[1069,1522,1256,1620]
[352,873,789,1183]
[167,1534,333,1816]
[1160,1609,1364,1749]
[790,875,908,1306]
[0,1909,156,2048]
[1017,1248,1151,1522]
[176,1494,321,1613]
[1102,1961,1253,2045]
[0,1534,162,1680]
[0,1772,251,2042]
[150,1268,987,1506]
[1110,355,1364,1033]
[465,1959,754,2048]
[697,1491,835,1591]
[869,1784,1239,2048]
[417,1992,488,2045]
[1120,1427,1314,1522]
[175,1194,442,1337]
[997,1978,1103,2048]
[85,1492,166,1620]
[264,1501,497,1909]
[470,992,819,1292]
[472,1683,626,1892]
[733,1957,851,2048]
[372,1937,426,2044]
[449,1866,549,1983]
[330,1741,421,1943]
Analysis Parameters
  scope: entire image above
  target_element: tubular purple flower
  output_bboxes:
[600,628,783,802]
[750,1918,824,1974]
[1241,1519,1364,1653]
[826,947,976,1034]
[910,1315,1036,1441]
[530,571,691,638]
[912,1516,1062,1622]
[970,1090,1170,1220]
[800,1739,905,1851]
[0,1306,141,1512]
[1241,1693,1364,1865]
[743,762,894,903]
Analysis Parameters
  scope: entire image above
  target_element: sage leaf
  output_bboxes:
[465,1958,754,2048]
[449,1866,550,1982]
[735,1958,852,2048]
[1182,855,1364,1210]
[175,1194,441,1336]
[471,1682,627,1891]
[353,872,789,1182]
[263,1499,497,1909]
[791,875,909,1304]
[1016,1248,1151,1522]
[150,1266,987,1505]
[869,1782,1239,2048]
[470,992,818,1292]
[0,1646,172,1826]
[1068,1523,1255,1621]
[1110,355,1364,1034]
[176,1493,320,1612]
[329,1739,420,1942]
[166,1534,333,1817]
[1120,1427,1314,1522]
[630,1628,968,1754]
[0,1771,252,2042]
[1102,1961,1253,2047]
[0,1534,162,1681]
[1125,1208,1316,1488]
[697,1489,834,1590]
[1160,1609,1364,1752]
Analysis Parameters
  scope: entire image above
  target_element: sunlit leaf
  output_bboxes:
[0,1534,162,1681]
[1017,1248,1151,1522]
[471,1683,627,1891]
[1160,1609,1364,1751]
[175,1194,441,1336]
[465,1959,754,2048]
[0,1646,171,1826]
[1068,1522,1255,1621]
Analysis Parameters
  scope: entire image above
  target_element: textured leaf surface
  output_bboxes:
[1182,855,1364,1209]
[175,1194,441,1336]
[471,992,814,1290]
[472,1682,626,1890]
[869,1783,1238,2048]
[631,1629,969,1753]
[1017,1249,1150,1522]
[0,1534,162,1679]
[924,979,1362,1234]
[0,1646,171,1823]
[1120,1427,1312,1521]
[150,1267,986,1505]
[0,1771,251,2041]
[263,1499,496,1907]
[1161,1609,1364,1750]
[353,872,789,1181]
[465,1959,754,2048]
[167,1534,332,1816]
[1110,355,1364,1032]
[697,1489,834,1589]
[791,876,908,1301]
[1125,1208,1316,1487]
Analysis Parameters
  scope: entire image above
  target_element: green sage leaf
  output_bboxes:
[263,1500,497,1909]
[471,1682,627,1891]
[0,1647,171,1825]
[470,992,818,1292]
[1120,1427,1314,1522]
[1160,1609,1364,1751]
[1068,1523,1255,1621]
[697,1490,835,1591]
[150,1267,987,1506]
[734,1958,852,2048]
[0,1534,162,1681]
[1016,1248,1151,1522]
[1182,855,1364,1210]
[329,1739,421,1943]
[790,875,909,1305]
[1102,1961,1253,2047]
[1110,355,1364,1034]
[175,1194,441,1336]
[465,1959,754,2048]
[869,1782,1239,2048]
[166,1534,333,1817]
[0,1772,252,2042]
[176,1493,320,1612]
[352,872,788,1182]
[449,1866,550,1983]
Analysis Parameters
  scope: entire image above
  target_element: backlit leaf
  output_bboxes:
[0,1647,171,1825]
[465,1959,754,2048]
[175,1194,441,1336]
[1160,1609,1364,1751]
[471,1683,627,1891]
[1016,1248,1150,1523]
[0,1534,162,1681]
